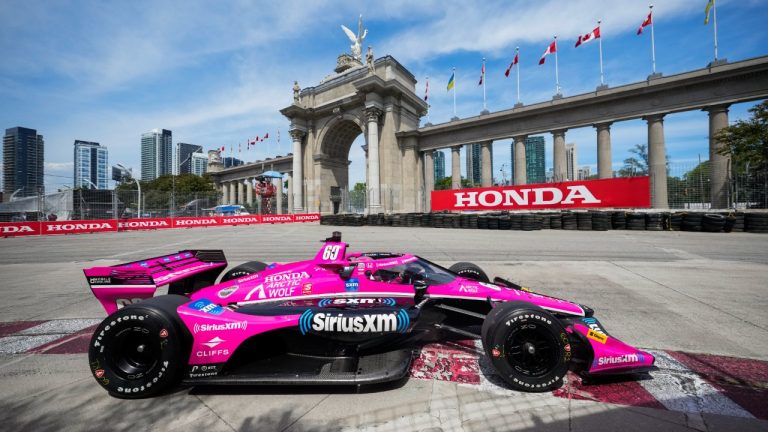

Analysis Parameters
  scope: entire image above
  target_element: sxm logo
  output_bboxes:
[298,309,409,335]
[189,299,226,315]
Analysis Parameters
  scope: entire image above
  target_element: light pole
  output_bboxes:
[9,187,24,202]
[172,153,195,216]
[115,163,141,218]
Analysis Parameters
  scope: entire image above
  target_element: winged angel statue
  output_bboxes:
[341,15,368,60]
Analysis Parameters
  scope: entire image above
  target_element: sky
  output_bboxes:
[1,0,767,191]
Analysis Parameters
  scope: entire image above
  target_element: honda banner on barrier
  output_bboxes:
[1,213,321,238]
[431,177,651,211]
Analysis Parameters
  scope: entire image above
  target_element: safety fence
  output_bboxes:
[0,213,320,238]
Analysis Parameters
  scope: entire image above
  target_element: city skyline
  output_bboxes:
[1,1,767,190]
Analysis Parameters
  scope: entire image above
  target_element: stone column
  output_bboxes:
[245,178,253,206]
[287,173,294,214]
[706,105,730,209]
[274,177,283,214]
[424,150,434,210]
[595,122,613,179]
[365,107,383,211]
[552,129,567,182]
[645,114,668,208]
[451,146,461,189]
[221,183,229,204]
[513,135,528,185]
[237,180,244,205]
[290,129,306,212]
[480,141,493,187]
[228,181,236,205]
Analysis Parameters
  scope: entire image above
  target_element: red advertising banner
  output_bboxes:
[431,177,651,211]
[220,215,262,226]
[262,214,295,223]
[0,222,42,237]
[118,218,173,231]
[42,220,118,235]
[294,213,321,223]
[172,217,221,228]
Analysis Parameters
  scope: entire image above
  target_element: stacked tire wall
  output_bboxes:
[320,211,768,234]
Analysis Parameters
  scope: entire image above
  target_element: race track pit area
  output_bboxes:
[1,225,767,431]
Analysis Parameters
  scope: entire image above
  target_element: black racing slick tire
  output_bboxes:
[220,261,268,282]
[481,301,569,392]
[88,295,190,399]
[449,262,490,283]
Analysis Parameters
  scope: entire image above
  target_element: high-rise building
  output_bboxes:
[141,128,172,181]
[3,127,44,199]
[74,140,108,189]
[525,136,546,184]
[190,153,208,176]
[465,144,481,186]
[433,150,445,183]
[223,157,244,168]
[175,143,203,175]
[565,143,577,181]
[577,166,592,180]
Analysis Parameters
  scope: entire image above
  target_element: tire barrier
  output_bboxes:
[320,211,768,234]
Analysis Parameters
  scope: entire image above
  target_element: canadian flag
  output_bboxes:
[262,132,269,140]
[575,26,601,47]
[539,40,557,65]
[637,12,652,35]
[504,52,519,77]
[220,146,225,152]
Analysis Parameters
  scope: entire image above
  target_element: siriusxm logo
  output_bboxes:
[595,353,644,367]
[345,278,360,292]
[318,298,396,307]
[189,299,225,315]
[298,309,409,335]
[193,321,247,333]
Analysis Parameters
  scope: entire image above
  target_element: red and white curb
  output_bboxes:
[2,321,766,421]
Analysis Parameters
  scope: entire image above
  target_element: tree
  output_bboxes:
[434,176,472,190]
[716,100,768,172]
[352,182,367,193]
[618,143,648,176]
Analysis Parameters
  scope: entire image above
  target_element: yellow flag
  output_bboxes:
[704,0,714,25]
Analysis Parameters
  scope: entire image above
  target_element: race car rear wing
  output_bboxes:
[84,250,227,314]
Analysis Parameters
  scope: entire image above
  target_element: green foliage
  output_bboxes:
[434,176,472,190]
[715,100,768,172]
[353,182,367,193]
[618,143,649,177]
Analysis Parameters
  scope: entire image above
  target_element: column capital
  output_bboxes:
[289,129,306,141]
[513,135,528,143]
[642,113,666,123]
[451,145,461,152]
[703,104,730,114]
[551,129,568,136]
[364,107,383,123]
[593,122,612,131]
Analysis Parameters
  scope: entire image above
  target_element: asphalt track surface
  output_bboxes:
[1,224,767,431]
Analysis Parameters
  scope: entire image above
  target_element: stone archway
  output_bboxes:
[281,56,428,214]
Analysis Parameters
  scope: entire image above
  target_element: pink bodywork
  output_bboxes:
[86,242,653,374]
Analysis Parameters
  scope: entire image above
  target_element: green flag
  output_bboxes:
[704,0,714,25]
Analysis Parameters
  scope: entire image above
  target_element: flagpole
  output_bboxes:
[713,0,719,61]
[426,76,431,123]
[482,57,487,111]
[598,20,604,85]
[650,4,657,74]
[554,36,560,95]
[452,67,457,118]
[515,47,520,104]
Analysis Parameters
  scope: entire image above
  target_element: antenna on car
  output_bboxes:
[324,231,342,242]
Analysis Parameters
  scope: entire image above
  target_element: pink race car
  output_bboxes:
[85,232,654,398]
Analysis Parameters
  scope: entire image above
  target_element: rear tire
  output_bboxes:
[221,261,268,282]
[88,295,190,399]
[448,262,490,283]
[481,301,569,392]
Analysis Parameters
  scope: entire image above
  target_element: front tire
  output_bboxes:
[481,301,569,392]
[88,295,189,399]
[449,262,490,282]
[220,261,268,282]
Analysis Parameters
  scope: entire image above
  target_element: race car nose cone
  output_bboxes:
[525,342,536,355]
[137,345,146,353]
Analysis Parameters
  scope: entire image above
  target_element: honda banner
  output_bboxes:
[118,218,173,231]
[431,177,651,211]
[294,213,321,222]
[0,222,42,237]
[43,220,118,235]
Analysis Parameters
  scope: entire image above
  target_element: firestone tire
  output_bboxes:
[221,261,268,282]
[88,295,190,399]
[481,301,569,392]
[449,262,490,283]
